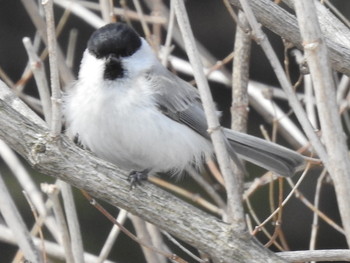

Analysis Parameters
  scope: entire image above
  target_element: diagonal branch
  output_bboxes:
[293,0,350,247]
[229,0,350,75]
[0,80,287,262]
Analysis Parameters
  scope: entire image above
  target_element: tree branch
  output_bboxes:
[229,0,350,76]
[0,80,286,262]
[293,0,350,247]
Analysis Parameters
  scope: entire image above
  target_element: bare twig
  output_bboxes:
[248,82,309,150]
[97,209,128,263]
[0,170,42,263]
[0,77,288,262]
[237,0,327,163]
[0,225,116,263]
[65,29,78,69]
[186,167,226,209]
[229,0,350,76]
[58,181,85,263]
[285,178,344,235]
[293,0,350,246]
[21,0,75,84]
[99,0,113,23]
[41,184,74,263]
[132,0,152,42]
[0,140,46,218]
[309,170,327,262]
[245,196,284,251]
[165,54,309,149]
[42,0,62,137]
[231,11,251,133]
[162,231,206,263]
[54,0,105,28]
[81,191,188,263]
[145,223,169,263]
[149,177,223,217]
[277,249,350,262]
[173,0,245,228]
[22,37,52,124]
[76,1,166,25]
[252,165,310,235]
[130,215,161,263]
[0,66,15,87]
[160,0,176,66]
[22,191,47,263]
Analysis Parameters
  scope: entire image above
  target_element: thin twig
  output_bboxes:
[277,249,350,262]
[173,0,245,228]
[0,225,116,263]
[145,223,169,263]
[21,0,75,84]
[149,177,223,216]
[252,164,310,235]
[22,191,47,263]
[42,0,62,137]
[22,37,52,124]
[65,29,78,69]
[58,181,85,263]
[245,196,284,251]
[309,169,327,263]
[129,215,161,263]
[0,140,46,218]
[238,0,328,162]
[293,0,350,246]
[99,0,113,23]
[231,11,250,133]
[97,209,128,263]
[0,170,41,263]
[0,66,15,87]
[166,53,309,149]
[186,167,226,209]
[206,159,225,186]
[53,0,105,28]
[41,184,74,263]
[161,0,176,66]
[162,231,206,263]
[337,75,350,105]
[78,1,166,24]
[285,178,344,235]
[132,0,152,42]
[80,190,188,263]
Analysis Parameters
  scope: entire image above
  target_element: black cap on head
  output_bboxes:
[87,23,142,59]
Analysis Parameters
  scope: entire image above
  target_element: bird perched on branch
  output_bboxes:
[64,23,305,185]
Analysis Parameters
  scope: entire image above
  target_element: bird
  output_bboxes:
[64,22,305,185]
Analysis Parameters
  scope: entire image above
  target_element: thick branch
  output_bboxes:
[229,0,350,75]
[0,81,286,262]
[293,0,350,247]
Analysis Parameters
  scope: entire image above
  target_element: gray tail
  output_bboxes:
[223,128,305,177]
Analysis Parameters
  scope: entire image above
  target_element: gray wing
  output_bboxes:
[144,65,305,176]
[145,65,245,170]
[146,65,210,139]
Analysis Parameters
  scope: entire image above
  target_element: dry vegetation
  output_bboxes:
[1,0,350,262]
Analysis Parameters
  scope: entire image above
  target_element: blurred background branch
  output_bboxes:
[1,0,350,262]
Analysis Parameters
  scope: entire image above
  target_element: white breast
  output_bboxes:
[64,53,213,174]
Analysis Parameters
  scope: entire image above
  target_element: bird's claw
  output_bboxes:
[128,170,149,189]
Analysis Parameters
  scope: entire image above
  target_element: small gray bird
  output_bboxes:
[64,23,305,183]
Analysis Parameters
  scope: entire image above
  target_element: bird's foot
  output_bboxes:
[128,169,149,189]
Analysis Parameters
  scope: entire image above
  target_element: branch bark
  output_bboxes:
[0,80,286,262]
[293,0,350,247]
[229,0,350,76]
[173,0,245,228]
